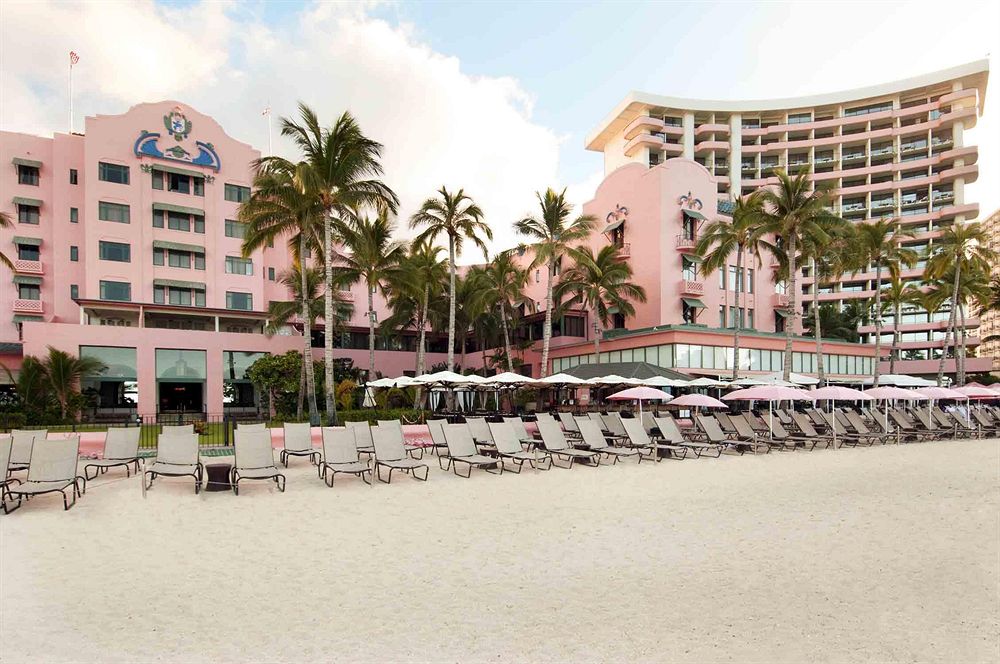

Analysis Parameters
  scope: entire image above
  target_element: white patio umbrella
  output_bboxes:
[687,377,729,388]
[762,371,819,386]
[862,374,936,387]
[641,376,690,388]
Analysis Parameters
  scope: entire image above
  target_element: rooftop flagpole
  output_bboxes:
[262,104,272,156]
[69,51,79,133]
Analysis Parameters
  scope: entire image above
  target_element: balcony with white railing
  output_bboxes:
[13,299,43,314]
[337,290,355,302]
[614,242,631,258]
[13,259,43,275]
[675,235,698,251]
[681,280,704,296]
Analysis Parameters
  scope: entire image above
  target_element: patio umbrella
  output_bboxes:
[606,386,672,423]
[952,385,998,398]
[864,374,936,387]
[864,386,929,442]
[729,377,771,387]
[810,386,873,448]
[762,371,819,386]
[665,393,727,417]
[641,376,689,388]
[687,377,728,388]
[724,386,815,441]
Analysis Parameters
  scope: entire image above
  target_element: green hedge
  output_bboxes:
[267,409,431,426]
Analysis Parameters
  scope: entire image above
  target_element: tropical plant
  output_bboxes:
[0,210,13,270]
[803,304,862,343]
[931,262,991,384]
[924,222,997,385]
[880,276,923,375]
[472,250,528,372]
[554,245,647,363]
[695,191,772,379]
[11,347,106,421]
[383,241,448,379]
[409,187,492,375]
[759,169,841,381]
[273,103,398,420]
[239,159,324,423]
[338,212,407,378]
[515,188,596,377]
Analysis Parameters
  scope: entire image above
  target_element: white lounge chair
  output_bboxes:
[160,424,194,436]
[319,427,372,487]
[535,418,599,469]
[236,422,267,431]
[440,423,502,478]
[143,433,203,494]
[487,422,551,472]
[577,418,640,464]
[372,426,429,483]
[346,421,375,457]
[0,435,17,503]
[377,419,424,459]
[4,435,83,512]
[83,428,142,479]
[502,417,536,447]
[231,429,285,495]
[280,422,320,468]
[9,429,46,472]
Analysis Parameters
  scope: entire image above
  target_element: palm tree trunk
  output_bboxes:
[500,303,514,372]
[958,301,967,386]
[873,265,883,387]
[782,234,798,381]
[417,285,429,376]
[300,236,319,424]
[592,306,601,363]
[811,258,825,385]
[936,262,961,386]
[731,249,744,380]
[447,237,456,373]
[296,359,305,419]
[890,298,901,375]
[541,261,554,378]
[323,218,335,418]
[368,285,376,378]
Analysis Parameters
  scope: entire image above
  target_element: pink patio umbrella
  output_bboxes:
[607,386,673,421]
[724,386,815,441]
[914,386,966,400]
[865,386,929,443]
[810,386,873,448]
[951,385,999,399]
[665,393,728,418]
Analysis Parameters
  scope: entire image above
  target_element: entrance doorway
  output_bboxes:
[159,382,203,413]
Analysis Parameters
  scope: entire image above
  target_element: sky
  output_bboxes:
[2,1,998,263]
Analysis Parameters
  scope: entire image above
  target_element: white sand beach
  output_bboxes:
[2,439,998,663]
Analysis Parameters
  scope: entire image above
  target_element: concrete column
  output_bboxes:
[682,112,695,160]
[952,120,964,148]
[729,113,742,195]
[205,346,224,415]
[139,349,157,416]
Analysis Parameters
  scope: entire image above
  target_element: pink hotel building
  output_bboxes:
[0,61,987,416]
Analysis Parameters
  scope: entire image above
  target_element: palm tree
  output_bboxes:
[276,103,399,418]
[0,210,13,270]
[473,250,529,372]
[339,212,407,378]
[240,160,324,423]
[880,275,923,375]
[695,191,772,379]
[932,263,991,384]
[40,346,106,421]
[925,222,996,386]
[798,217,853,384]
[515,188,596,377]
[383,242,448,379]
[803,304,862,342]
[409,187,492,374]
[759,169,840,381]
[555,245,647,363]
[852,218,917,386]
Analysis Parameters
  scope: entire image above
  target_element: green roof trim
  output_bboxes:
[12,315,43,324]
[12,157,42,169]
[682,254,702,264]
[12,236,42,247]
[12,196,42,207]
[152,202,205,216]
[151,164,205,178]
[13,275,42,285]
[682,298,706,309]
[682,209,708,222]
[152,240,205,254]
[774,309,791,318]
[153,278,206,290]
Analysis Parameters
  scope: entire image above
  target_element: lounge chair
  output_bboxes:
[818,410,880,447]
[3,435,83,512]
[503,417,537,447]
[232,429,285,494]
[280,422,320,468]
[535,418,600,468]
[236,422,267,431]
[464,417,496,450]
[143,433,203,494]
[319,427,372,486]
[788,412,835,448]
[911,409,951,439]
[487,422,551,472]
[440,424,503,477]
[83,427,142,479]
[728,414,775,454]
[696,415,761,456]
[371,426,429,483]
[0,436,16,502]
[556,411,582,438]
[378,419,425,459]
[346,421,376,457]
[647,415,700,461]
[766,417,818,451]
[426,419,449,456]
[843,410,891,445]
[161,424,194,435]
[970,408,1000,436]
[886,409,937,442]
[640,411,658,435]
[933,407,976,438]
[599,413,630,444]
[9,429,46,472]
[578,418,640,464]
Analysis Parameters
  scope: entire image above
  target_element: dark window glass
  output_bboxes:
[99,241,130,262]
[100,280,131,302]
[224,184,251,203]
[153,248,164,265]
[17,204,40,224]
[225,256,253,275]
[17,165,39,186]
[152,170,164,190]
[226,291,253,310]
[70,207,79,223]
[70,246,79,262]
[98,201,130,223]
[18,284,41,300]
[16,244,40,261]
[268,267,275,281]
[168,173,190,194]
[98,162,129,185]
[69,168,78,185]
[70,284,79,299]
[167,212,190,232]
[225,219,247,238]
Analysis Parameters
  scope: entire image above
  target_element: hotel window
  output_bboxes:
[99,201,130,224]
[17,203,40,224]
[70,246,79,262]
[16,243,40,261]
[69,168,78,185]
[70,284,79,299]
[18,283,41,300]
[167,211,190,232]
[719,306,726,328]
[154,286,206,307]
[100,280,131,302]
[268,267,275,281]
[17,164,40,186]
[70,207,79,223]
[226,291,253,311]
[153,170,205,196]
[98,162,129,185]
[681,257,697,281]
[225,256,253,276]
[225,219,247,239]
[98,241,130,263]
[747,269,754,294]
[224,184,251,203]
[168,251,191,269]
[787,112,812,124]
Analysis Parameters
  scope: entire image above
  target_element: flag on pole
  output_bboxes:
[262,106,271,117]
[69,51,80,66]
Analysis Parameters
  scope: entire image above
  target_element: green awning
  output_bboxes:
[13,275,42,285]
[774,309,790,318]
[12,315,42,324]
[682,298,706,309]
[153,240,205,254]
[152,202,204,216]
[12,196,42,207]
[12,236,42,247]
[152,164,204,178]
[153,278,205,290]
[682,254,702,264]
[602,219,624,234]
[12,157,42,168]
[682,209,708,222]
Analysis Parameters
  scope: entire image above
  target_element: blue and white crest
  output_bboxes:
[163,107,192,141]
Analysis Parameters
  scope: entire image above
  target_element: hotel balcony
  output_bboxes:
[13,299,43,314]
[675,235,698,251]
[680,279,704,296]
[773,293,790,307]
[614,242,631,258]
[337,290,355,302]
[13,259,43,275]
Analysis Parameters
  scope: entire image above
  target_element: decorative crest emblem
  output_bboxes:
[678,191,703,210]
[163,107,192,141]
[606,204,629,226]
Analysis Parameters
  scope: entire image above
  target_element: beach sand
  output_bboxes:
[2,439,998,663]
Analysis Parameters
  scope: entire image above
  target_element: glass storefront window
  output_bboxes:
[155,349,207,381]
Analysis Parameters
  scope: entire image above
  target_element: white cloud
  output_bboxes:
[0,1,565,261]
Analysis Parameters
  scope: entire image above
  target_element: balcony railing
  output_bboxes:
[675,235,698,250]
[681,280,704,295]
[13,299,43,314]
[615,242,631,258]
[774,293,790,307]
[337,290,355,302]
[13,259,43,274]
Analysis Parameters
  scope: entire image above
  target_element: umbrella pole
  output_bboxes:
[833,398,837,449]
